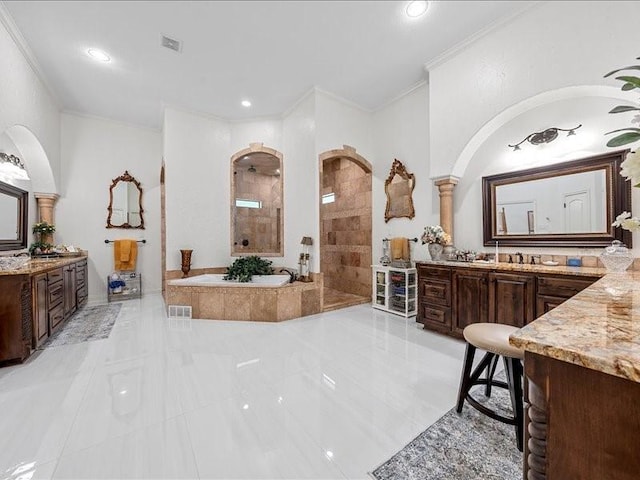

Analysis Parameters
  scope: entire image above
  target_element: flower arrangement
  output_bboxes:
[32,221,56,235]
[421,225,451,245]
[605,58,640,233]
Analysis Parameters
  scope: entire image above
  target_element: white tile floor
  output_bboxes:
[0,294,466,480]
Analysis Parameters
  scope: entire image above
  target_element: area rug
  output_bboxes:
[370,375,522,480]
[39,303,122,349]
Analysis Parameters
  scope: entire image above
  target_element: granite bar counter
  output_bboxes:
[419,259,605,277]
[508,271,640,480]
[0,255,88,277]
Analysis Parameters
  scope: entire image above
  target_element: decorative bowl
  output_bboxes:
[599,240,634,273]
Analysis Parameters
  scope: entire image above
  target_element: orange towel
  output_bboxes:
[114,239,138,271]
[390,237,409,260]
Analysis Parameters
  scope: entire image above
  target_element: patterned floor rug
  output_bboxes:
[370,374,522,480]
[39,303,122,349]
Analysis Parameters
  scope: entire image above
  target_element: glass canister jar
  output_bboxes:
[599,240,634,273]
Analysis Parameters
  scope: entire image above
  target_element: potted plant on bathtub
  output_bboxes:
[224,256,274,283]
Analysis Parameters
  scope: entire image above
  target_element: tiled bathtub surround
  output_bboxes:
[320,157,372,298]
[165,272,323,321]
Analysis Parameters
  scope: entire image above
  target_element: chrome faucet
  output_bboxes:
[530,255,541,265]
[515,252,524,265]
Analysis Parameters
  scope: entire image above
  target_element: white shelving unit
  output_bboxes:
[372,265,417,317]
[107,272,142,302]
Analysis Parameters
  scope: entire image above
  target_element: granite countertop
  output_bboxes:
[510,271,640,383]
[0,255,88,277]
[417,259,605,277]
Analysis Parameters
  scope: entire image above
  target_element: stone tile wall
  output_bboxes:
[320,158,372,297]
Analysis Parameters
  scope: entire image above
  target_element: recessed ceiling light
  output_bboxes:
[241,100,252,108]
[406,0,429,18]
[87,48,111,63]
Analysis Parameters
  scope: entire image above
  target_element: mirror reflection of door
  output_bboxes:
[231,147,283,256]
[564,191,591,233]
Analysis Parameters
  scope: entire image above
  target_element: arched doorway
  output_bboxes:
[318,145,372,311]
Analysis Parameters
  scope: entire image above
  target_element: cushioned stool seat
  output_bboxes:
[456,322,525,451]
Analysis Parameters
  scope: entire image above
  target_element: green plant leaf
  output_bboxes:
[606,132,640,147]
[604,65,640,78]
[622,83,637,91]
[615,76,640,88]
[609,105,640,114]
[605,127,640,135]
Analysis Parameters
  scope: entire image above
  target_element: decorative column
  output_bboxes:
[34,193,59,244]
[433,176,459,244]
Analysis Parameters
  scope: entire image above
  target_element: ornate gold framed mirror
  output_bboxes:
[384,159,415,222]
[106,171,144,229]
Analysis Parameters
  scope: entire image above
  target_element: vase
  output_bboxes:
[180,249,193,278]
[428,243,443,261]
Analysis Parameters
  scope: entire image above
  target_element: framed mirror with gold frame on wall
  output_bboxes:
[106,170,145,229]
[384,159,415,223]
[482,149,631,247]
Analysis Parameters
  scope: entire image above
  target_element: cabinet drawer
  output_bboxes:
[48,280,63,307]
[418,264,451,280]
[419,303,451,329]
[77,285,87,303]
[76,267,86,284]
[420,279,451,306]
[537,276,598,298]
[48,268,63,283]
[49,303,64,330]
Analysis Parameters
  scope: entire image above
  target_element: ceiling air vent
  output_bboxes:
[161,35,182,53]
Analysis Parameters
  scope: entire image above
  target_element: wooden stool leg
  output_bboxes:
[485,353,500,397]
[456,343,476,413]
[504,356,524,452]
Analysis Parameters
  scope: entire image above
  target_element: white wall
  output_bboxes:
[58,113,162,303]
[163,108,231,271]
[0,15,60,192]
[282,92,317,270]
[429,1,640,178]
[372,83,433,262]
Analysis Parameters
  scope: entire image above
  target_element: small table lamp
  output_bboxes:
[299,236,313,282]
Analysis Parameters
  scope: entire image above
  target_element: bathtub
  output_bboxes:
[168,273,291,287]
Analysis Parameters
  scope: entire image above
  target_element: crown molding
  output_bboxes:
[62,109,162,133]
[0,2,61,108]
[280,86,316,119]
[373,79,428,113]
[424,1,541,73]
[314,86,373,114]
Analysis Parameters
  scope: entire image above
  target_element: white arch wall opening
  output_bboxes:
[452,86,640,253]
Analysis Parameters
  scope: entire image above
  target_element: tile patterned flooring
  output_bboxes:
[0,294,465,480]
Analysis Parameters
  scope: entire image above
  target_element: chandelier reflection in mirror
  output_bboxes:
[0,152,30,180]
[508,124,582,152]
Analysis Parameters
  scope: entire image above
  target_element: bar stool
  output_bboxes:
[456,323,524,451]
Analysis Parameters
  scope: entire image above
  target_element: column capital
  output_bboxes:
[34,192,60,203]
[433,175,460,187]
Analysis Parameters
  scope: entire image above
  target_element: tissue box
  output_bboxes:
[567,257,582,267]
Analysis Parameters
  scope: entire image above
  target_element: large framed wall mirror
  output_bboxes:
[106,171,144,229]
[482,150,631,247]
[0,180,28,251]
[384,159,415,222]
[231,144,284,256]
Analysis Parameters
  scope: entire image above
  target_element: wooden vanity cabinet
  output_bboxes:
[63,263,77,318]
[417,263,600,339]
[32,273,49,344]
[452,269,488,335]
[417,265,452,333]
[488,272,535,328]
